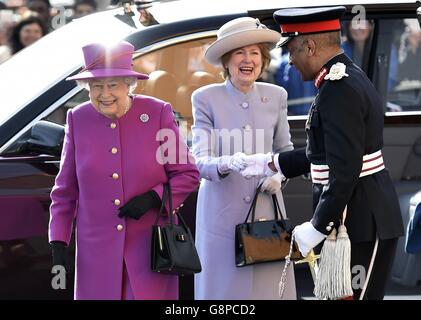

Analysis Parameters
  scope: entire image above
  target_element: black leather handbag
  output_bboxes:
[235,184,302,267]
[151,183,202,276]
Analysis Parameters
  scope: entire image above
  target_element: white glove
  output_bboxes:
[217,152,248,175]
[261,172,284,194]
[293,221,327,257]
[241,153,276,178]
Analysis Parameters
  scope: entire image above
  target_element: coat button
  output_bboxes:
[116,224,123,231]
[111,147,118,154]
[241,102,249,109]
[110,123,117,129]
[112,173,119,180]
[114,199,121,206]
[328,222,334,226]
[244,196,251,203]
[326,226,332,232]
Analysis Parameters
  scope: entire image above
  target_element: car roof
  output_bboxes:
[148,0,419,22]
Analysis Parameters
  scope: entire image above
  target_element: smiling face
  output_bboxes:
[19,22,43,48]
[88,77,131,119]
[225,44,263,92]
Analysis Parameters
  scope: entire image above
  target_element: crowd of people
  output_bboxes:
[0,0,99,64]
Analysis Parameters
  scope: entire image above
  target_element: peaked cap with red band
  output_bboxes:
[273,6,346,47]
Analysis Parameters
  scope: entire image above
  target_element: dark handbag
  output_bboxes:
[151,183,202,275]
[235,184,302,267]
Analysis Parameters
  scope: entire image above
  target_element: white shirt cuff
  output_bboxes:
[273,153,283,176]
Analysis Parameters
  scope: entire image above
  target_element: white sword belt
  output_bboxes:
[310,150,385,185]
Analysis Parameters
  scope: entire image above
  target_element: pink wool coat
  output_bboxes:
[49,95,199,300]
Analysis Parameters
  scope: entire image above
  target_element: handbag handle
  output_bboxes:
[154,183,173,225]
[154,183,190,231]
[244,183,286,224]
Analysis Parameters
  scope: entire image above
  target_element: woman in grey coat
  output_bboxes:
[192,17,297,300]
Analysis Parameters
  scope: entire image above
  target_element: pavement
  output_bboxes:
[295,265,421,300]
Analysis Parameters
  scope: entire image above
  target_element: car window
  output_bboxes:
[385,18,421,113]
[132,37,224,140]
[45,90,90,125]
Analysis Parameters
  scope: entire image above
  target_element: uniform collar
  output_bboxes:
[314,52,351,89]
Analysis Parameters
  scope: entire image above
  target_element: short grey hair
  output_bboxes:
[76,77,138,93]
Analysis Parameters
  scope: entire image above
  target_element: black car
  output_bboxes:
[1,0,421,299]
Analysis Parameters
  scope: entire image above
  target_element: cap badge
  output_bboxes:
[140,113,149,123]
[324,62,349,81]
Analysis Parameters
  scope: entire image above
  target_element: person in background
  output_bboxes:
[342,20,373,68]
[49,41,199,300]
[9,15,47,54]
[0,7,13,63]
[25,0,51,30]
[192,17,297,300]
[73,0,97,19]
[397,19,421,83]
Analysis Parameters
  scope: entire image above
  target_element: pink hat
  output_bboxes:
[67,41,149,81]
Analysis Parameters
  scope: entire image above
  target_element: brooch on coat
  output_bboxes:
[140,113,149,123]
[324,62,349,81]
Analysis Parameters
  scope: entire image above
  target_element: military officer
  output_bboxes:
[242,6,404,300]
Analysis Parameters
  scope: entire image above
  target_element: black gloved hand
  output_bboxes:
[118,190,161,220]
[51,241,67,268]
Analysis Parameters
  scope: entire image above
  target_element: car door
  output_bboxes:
[371,9,421,286]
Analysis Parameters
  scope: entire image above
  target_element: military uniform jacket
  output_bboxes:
[278,53,404,243]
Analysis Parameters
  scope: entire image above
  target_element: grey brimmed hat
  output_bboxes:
[205,17,281,66]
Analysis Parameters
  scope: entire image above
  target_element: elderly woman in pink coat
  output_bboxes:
[48,41,200,300]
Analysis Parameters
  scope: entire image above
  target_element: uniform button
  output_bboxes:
[114,199,121,206]
[111,147,118,154]
[110,123,117,129]
[244,124,252,130]
[112,173,119,180]
[241,102,249,109]
[116,224,123,231]
[244,196,251,203]
[328,222,334,226]
[326,226,332,232]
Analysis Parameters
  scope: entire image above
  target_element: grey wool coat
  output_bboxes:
[192,80,297,300]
